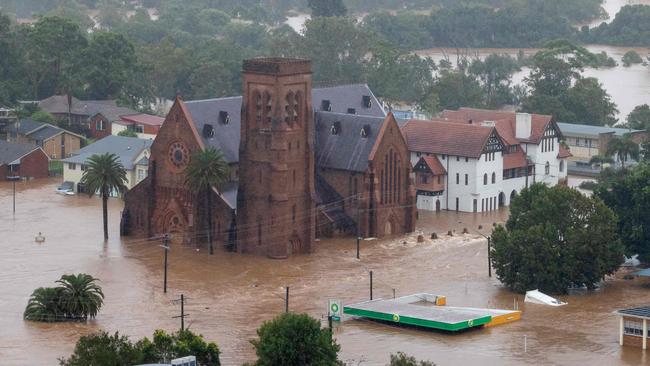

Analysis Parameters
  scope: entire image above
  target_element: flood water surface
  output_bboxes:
[1,180,650,365]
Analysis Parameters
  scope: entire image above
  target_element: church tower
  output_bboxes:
[236,58,316,258]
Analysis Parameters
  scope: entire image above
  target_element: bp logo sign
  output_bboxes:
[392,314,400,322]
[328,299,342,321]
[467,319,474,327]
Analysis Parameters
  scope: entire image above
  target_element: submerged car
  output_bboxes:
[56,181,75,195]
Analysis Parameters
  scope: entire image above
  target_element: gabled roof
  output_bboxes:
[442,108,555,144]
[503,150,529,170]
[5,119,83,141]
[401,119,498,158]
[0,140,42,165]
[182,84,386,165]
[39,95,117,116]
[315,112,387,172]
[119,113,165,126]
[92,106,139,122]
[28,125,63,141]
[5,119,44,135]
[62,135,152,170]
[558,145,572,159]
[415,156,446,175]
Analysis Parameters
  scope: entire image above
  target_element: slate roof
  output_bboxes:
[39,95,117,116]
[218,181,238,210]
[183,84,385,164]
[557,122,640,138]
[315,112,386,172]
[5,119,44,135]
[62,135,152,170]
[401,119,496,158]
[28,125,63,141]
[0,140,41,165]
[92,106,139,122]
[443,108,554,144]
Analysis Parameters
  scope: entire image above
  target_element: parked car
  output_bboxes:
[56,181,75,195]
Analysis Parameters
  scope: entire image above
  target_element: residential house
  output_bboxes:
[121,58,415,257]
[88,106,140,139]
[0,140,49,179]
[39,95,117,126]
[5,119,83,159]
[61,135,152,194]
[111,113,165,139]
[0,106,17,132]
[557,122,646,174]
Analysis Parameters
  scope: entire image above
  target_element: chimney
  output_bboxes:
[515,113,532,139]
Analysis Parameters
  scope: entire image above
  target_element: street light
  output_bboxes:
[477,224,494,278]
[7,175,20,214]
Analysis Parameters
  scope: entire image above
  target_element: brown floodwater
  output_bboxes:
[1,179,649,365]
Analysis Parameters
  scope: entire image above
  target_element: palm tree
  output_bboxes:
[588,154,614,167]
[185,148,229,255]
[80,153,127,240]
[606,134,640,169]
[56,273,104,320]
[24,287,64,322]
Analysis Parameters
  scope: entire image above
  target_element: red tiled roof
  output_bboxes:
[503,150,529,169]
[401,119,495,158]
[442,108,553,144]
[558,145,572,159]
[120,113,165,126]
[421,156,446,175]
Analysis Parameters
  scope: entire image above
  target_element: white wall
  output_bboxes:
[525,137,561,187]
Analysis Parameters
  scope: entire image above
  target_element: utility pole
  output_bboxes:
[8,165,19,214]
[369,271,373,300]
[172,294,188,331]
[161,234,170,293]
[487,236,492,278]
[356,194,362,259]
[285,286,289,313]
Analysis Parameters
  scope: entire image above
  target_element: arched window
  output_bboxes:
[545,161,550,175]
[253,90,262,124]
[284,91,294,125]
[559,160,565,172]
[294,91,302,124]
[491,172,496,184]
[483,173,488,185]
[263,91,272,125]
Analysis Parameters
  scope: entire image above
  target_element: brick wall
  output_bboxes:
[2,148,49,179]
[623,334,643,348]
[88,114,111,139]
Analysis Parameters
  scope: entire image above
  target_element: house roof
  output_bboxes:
[557,122,641,138]
[39,95,117,116]
[120,113,165,126]
[415,156,446,175]
[315,112,387,172]
[558,145,572,159]
[616,306,650,320]
[503,150,529,169]
[92,106,139,122]
[183,84,385,164]
[401,119,497,158]
[62,135,152,170]
[5,119,82,141]
[443,108,554,144]
[0,140,42,166]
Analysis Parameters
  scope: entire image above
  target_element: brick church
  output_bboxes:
[121,58,416,257]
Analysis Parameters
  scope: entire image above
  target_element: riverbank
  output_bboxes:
[1,179,649,365]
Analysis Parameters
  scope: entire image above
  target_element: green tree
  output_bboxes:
[185,148,230,255]
[388,352,436,366]
[80,153,128,240]
[30,110,56,124]
[433,65,485,111]
[139,329,221,366]
[606,134,640,169]
[117,129,138,137]
[627,104,650,130]
[24,287,64,322]
[251,313,340,366]
[565,77,618,126]
[589,154,614,167]
[469,54,519,108]
[56,273,104,320]
[622,50,643,67]
[308,0,347,17]
[83,32,144,101]
[59,331,145,366]
[46,0,94,30]
[595,163,650,262]
[21,16,87,99]
[0,12,26,105]
[491,183,623,294]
